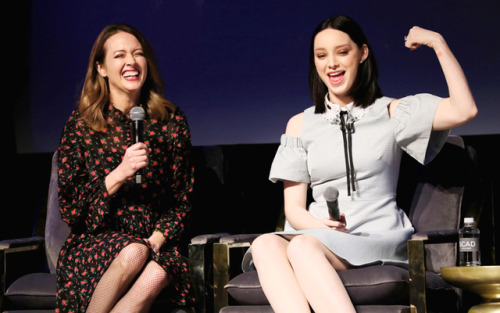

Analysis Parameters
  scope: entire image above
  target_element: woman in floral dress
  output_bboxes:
[56,24,194,313]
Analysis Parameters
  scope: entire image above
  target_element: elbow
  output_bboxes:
[435,99,478,130]
[464,103,479,124]
[454,101,478,126]
[470,105,479,120]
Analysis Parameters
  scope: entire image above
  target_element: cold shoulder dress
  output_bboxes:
[243,93,450,270]
[55,104,195,312]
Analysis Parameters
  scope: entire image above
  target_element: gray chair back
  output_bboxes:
[44,151,70,274]
[400,136,474,272]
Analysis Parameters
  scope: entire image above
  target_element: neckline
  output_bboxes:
[322,94,369,125]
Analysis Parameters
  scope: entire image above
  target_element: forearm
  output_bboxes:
[283,180,326,230]
[404,27,478,130]
[432,35,477,129]
[59,174,112,232]
[285,205,328,230]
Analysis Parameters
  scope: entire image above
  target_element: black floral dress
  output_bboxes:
[55,104,195,312]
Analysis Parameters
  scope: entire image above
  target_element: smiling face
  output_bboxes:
[96,31,148,107]
[313,28,368,106]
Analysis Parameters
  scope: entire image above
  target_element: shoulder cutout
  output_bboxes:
[285,113,304,137]
[388,98,403,117]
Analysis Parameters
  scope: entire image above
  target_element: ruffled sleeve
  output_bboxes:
[269,135,310,183]
[391,93,450,165]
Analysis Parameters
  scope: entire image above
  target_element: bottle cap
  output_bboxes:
[464,217,474,224]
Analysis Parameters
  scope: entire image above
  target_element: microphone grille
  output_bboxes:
[324,187,339,201]
[130,106,146,121]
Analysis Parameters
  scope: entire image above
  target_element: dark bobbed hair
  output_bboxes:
[309,15,383,113]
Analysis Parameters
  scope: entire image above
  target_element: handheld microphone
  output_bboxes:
[324,187,340,221]
[130,106,145,184]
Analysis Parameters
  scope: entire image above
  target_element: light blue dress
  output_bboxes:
[243,93,449,270]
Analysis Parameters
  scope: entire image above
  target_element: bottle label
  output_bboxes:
[459,238,479,252]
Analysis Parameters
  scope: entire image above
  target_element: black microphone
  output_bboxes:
[130,106,145,184]
[324,187,340,221]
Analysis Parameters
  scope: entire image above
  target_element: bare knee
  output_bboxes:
[251,234,287,265]
[288,234,349,270]
[287,234,324,264]
[252,234,280,254]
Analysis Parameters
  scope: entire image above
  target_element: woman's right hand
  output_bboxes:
[105,143,150,195]
[117,142,150,179]
[321,213,348,232]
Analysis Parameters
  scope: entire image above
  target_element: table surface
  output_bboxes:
[441,266,500,300]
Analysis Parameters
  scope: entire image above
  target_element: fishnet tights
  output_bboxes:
[86,243,170,313]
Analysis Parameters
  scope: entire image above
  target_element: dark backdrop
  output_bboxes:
[4,1,500,249]
[12,0,500,154]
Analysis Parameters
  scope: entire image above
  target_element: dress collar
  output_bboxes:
[322,94,369,125]
[106,104,131,124]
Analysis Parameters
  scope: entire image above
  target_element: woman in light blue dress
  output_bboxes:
[249,15,478,313]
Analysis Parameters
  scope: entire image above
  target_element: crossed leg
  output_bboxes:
[111,260,171,313]
[86,242,171,313]
[251,233,356,313]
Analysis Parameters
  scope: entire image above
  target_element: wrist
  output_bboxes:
[105,167,128,195]
[432,34,448,55]
[153,229,166,242]
[153,229,164,237]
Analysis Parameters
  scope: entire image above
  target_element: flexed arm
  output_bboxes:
[404,26,478,130]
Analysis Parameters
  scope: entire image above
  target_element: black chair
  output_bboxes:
[209,135,479,313]
[0,152,67,313]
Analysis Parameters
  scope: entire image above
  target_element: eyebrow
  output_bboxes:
[314,44,352,52]
[112,48,143,54]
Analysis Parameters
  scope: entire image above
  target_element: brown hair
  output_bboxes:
[79,24,174,131]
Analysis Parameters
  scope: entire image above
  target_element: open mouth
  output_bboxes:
[122,70,140,79]
[328,71,345,84]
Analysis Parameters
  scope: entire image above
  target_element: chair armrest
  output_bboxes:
[408,229,459,313]
[219,233,261,246]
[188,233,230,313]
[190,232,231,245]
[213,233,262,313]
[410,229,458,244]
[0,236,45,310]
[0,236,45,252]
[0,236,46,281]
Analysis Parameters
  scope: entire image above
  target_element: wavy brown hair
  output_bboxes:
[79,24,174,131]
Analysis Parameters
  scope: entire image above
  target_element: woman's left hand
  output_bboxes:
[404,26,444,51]
[146,230,166,254]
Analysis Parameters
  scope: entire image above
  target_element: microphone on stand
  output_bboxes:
[130,106,145,184]
[324,187,340,221]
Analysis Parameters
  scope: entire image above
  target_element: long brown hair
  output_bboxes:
[309,15,383,112]
[79,24,174,131]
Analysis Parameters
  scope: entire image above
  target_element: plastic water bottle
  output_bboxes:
[458,217,481,266]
